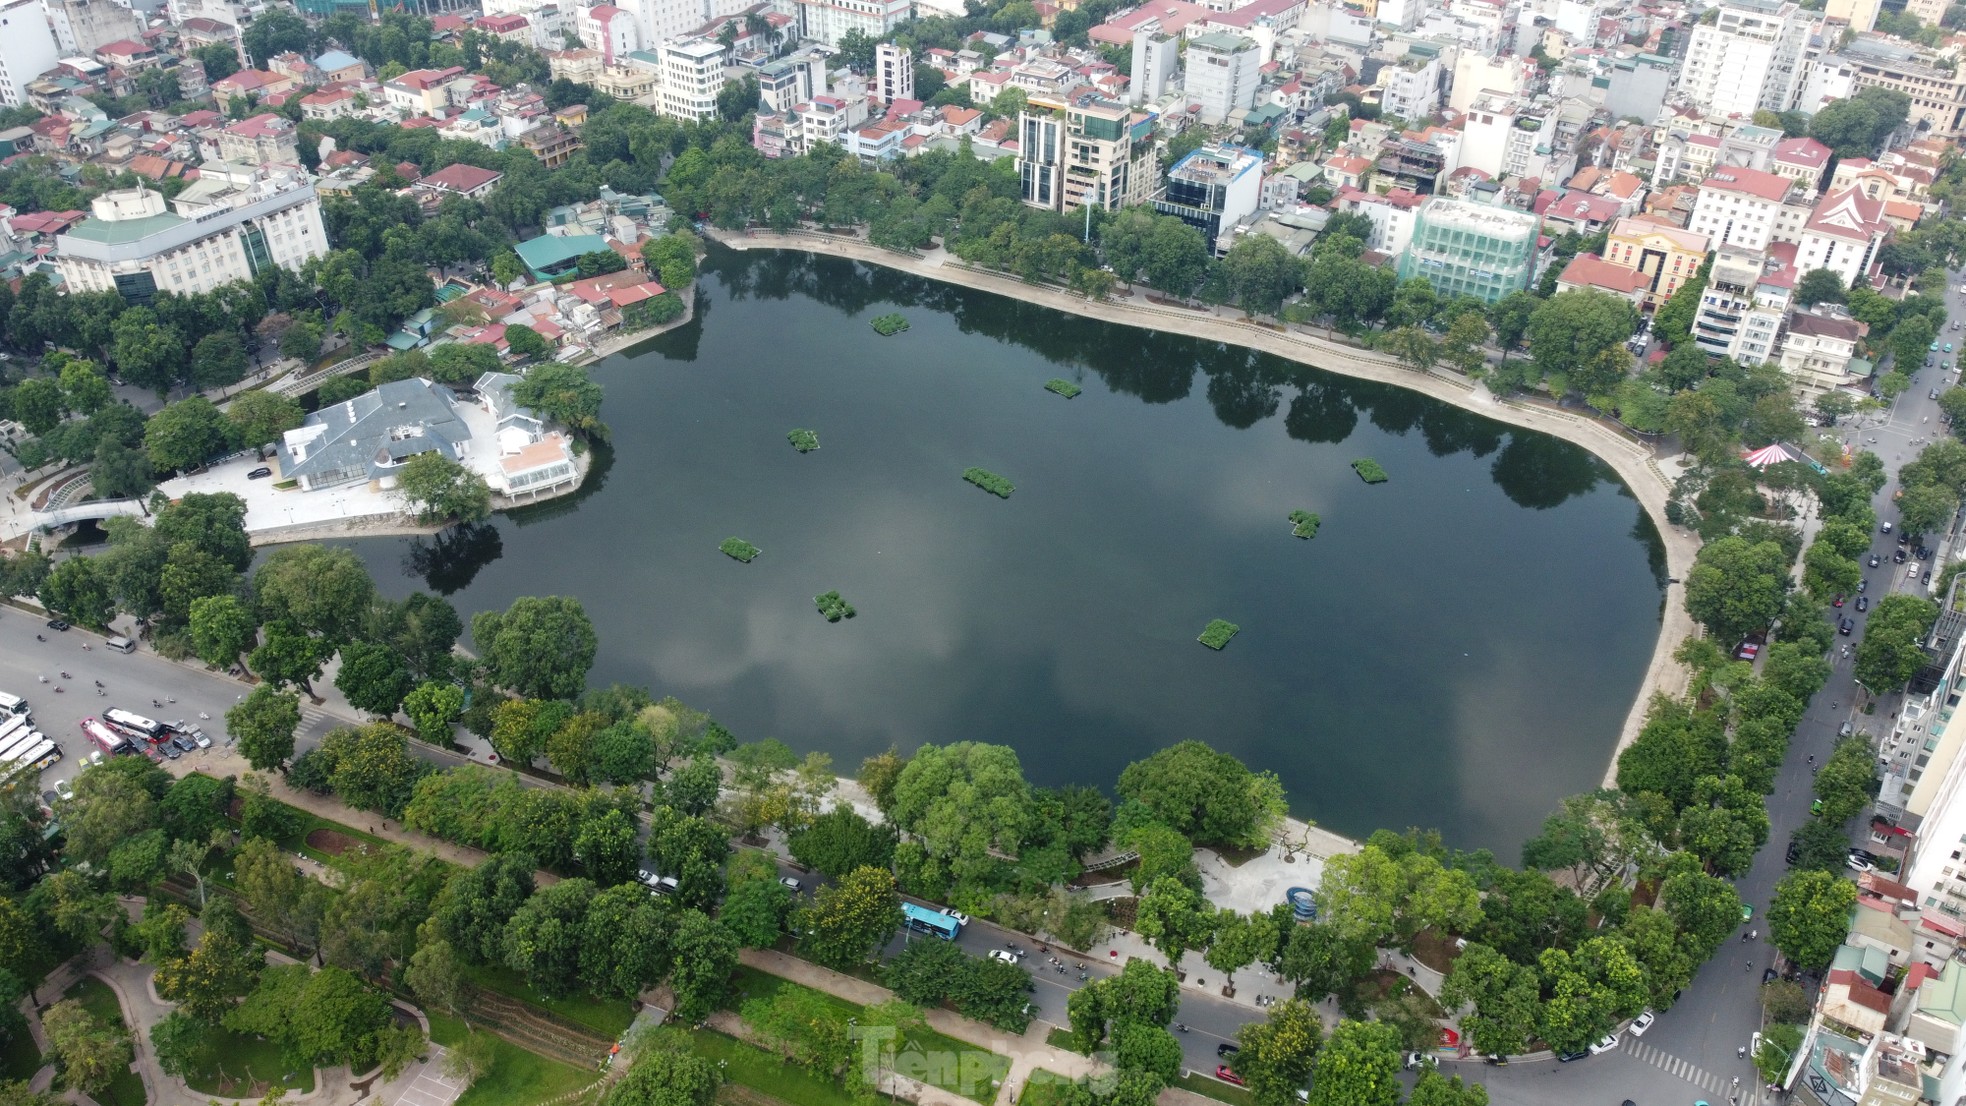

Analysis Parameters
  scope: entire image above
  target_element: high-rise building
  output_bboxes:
[656,37,724,122]
[1017,97,1158,214]
[1677,0,1816,117]
[1182,32,1259,125]
[1394,197,1539,304]
[1151,143,1263,253]
[0,0,60,107]
[1129,30,1176,105]
[874,42,912,105]
[1690,243,1789,363]
[784,0,910,47]
[56,169,329,301]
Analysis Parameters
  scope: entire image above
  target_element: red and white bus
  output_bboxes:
[80,718,127,756]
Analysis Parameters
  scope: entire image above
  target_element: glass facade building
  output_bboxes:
[1394,198,1539,304]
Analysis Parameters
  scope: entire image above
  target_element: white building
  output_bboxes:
[656,37,724,122]
[1677,0,1816,117]
[874,41,912,104]
[1129,29,1176,104]
[1687,166,1801,252]
[1449,50,1533,112]
[1796,187,1891,288]
[1183,31,1260,124]
[1691,243,1790,363]
[0,0,61,107]
[1375,52,1443,119]
[55,168,328,299]
[785,0,910,47]
[1460,92,1554,179]
[576,5,640,63]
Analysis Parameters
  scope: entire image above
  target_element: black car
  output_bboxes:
[1556,1051,1588,1063]
[1857,596,1870,612]
[171,732,197,754]
[158,739,181,760]
[246,467,272,479]
[1762,967,1778,984]
[1900,532,1912,545]
[44,619,67,631]
[1896,549,1909,563]
[1850,848,1878,862]
[1217,1044,1239,1058]
[1918,546,1934,560]
[1840,618,1856,635]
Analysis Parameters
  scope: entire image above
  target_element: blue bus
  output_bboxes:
[902,903,961,940]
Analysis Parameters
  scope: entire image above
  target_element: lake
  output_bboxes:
[335,246,1667,854]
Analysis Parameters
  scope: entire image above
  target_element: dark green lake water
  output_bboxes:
[338,246,1667,853]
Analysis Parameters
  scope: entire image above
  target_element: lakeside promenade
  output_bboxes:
[709,226,1702,786]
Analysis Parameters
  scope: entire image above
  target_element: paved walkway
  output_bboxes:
[714,227,1704,783]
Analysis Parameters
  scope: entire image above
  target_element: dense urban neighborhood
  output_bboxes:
[3,0,1966,1103]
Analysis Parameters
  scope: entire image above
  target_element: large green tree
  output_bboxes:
[1768,869,1860,970]
[796,865,901,969]
[472,595,598,700]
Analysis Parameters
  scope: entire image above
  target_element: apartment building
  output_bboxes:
[784,0,911,46]
[1018,97,1158,213]
[1692,242,1790,363]
[1602,215,1709,311]
[56,170,328,301]
[1677,0,1815,117]
[1184,33,1260,125]
[43,0,139,57]
[1461,92,1554,180]
[216,113,300,164]
[874,42,912,105]
[1394,197,1539,304]
[0,0,62,107]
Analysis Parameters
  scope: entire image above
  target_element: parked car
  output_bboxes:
[1841,721,1856,737]
[779,876,803,892]
[1851,848,1878,863]
[1218,1044,1241,1059]
[1870,555,1882,567]
[1857,596,1870,612]
[1763,967,1778,983]
[655,876,680,895]
[158,739,180,760]
[171,732,197,754]
[52,779,71,801]
[44,619,67,631]
[636,868,661,888]
[1214,1066,1244,1087]
[246,467,272,479]
[1735,640,1761,661]
[185,725,211,749]
[1833,594,1846,607]
[943,909,971,927]
[1629,1010,1655,1037]
[1402,1052,1436,1071]
[1883,521,1895,533]
[1556,1050,1588,1063]
[1895,549,1909,563]
[1840,618,1856,635]
[1588,1032,1620,1056]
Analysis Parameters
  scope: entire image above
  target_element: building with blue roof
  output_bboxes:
[512,233,611,280]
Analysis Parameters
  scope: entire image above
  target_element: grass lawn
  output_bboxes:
[690,1030,859,1106]
[60,977,145,1106]
[0,1022,41,1082]
[178,1025,315,1097]
[1019,1071,1081,1105]
[428,1014,596,1106]
[1173,1070,1259,1106]
[725,968,1008,1103]
[1043,1028,1081,1054]
[461,961,635,1038]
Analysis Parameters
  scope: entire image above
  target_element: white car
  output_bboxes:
[987,949,1020,964]
[1910,562,1923,579]
[51,779,72,801]
[1628,1010,1655,1037]
[943,909,970,927]
[1588,1032,1620,1056]
[779,876,803,893]
[85,751,104,767]
[1751,1031,1763,1061]
[636,868,661,888]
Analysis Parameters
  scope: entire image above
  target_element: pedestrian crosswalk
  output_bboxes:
[1626,1041,1763,1105]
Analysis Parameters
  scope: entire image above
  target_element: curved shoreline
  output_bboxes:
[708,227,1698,789]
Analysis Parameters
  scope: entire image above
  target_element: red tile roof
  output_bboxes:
[1701,167,1792,203]
[1558,253,1648,294]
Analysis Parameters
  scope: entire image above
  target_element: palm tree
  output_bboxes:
[744,10,773,47]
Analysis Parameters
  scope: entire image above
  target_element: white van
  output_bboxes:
[104,637,135,654]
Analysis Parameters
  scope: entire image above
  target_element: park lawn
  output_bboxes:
[203,772,396,875]
[1019,1071,1081,1106]
[689,1030,859,1106]
[460,961,635,1038]
[178,1025,315,1097]
[1173,1071,1259,1106]
[726,967,1008,1103]
[60,977,146,1106]
[0,1022,41,1081]
[427,1015,594,1106]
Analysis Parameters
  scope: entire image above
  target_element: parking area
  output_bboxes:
[393,1059,465,1106]
[160,453,406,534]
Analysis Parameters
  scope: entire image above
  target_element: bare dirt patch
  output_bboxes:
[305,828,376,859]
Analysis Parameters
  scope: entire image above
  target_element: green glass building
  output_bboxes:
[1395,197,1540,304]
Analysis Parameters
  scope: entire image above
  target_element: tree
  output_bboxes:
[1116,741,1284,849]
[144,397,233,473]
[41,1000,129,1098]
[336,641,415,717]
[605,1031,721,1106]
[64,764,159,865]
[407,938,469,1016]
[225,685,300,771]
[255,544,376,643]
[404,681,465,743]
[1219,234,1301,317]
[396,451,493,524]
[1524,290,1636,396]
[1306,1019,1401,1106]
[1406,1070,1489,1106]
[511,363,606,438]
[1683,535,1791,645]
[503,877,596,999]
[1439,313,1491,375]
[319,723,426,818]
[91,438,154,500]
[1205,910,1279,990]
[796,865,901,969]
[190,332,250,389]
[1814,735,1881,825]
[1769,869,1859,970]
[433,854,536,965]
[1794,268,1849,307]
[234,836,321,951]
[1437,943,1539,1057]
[787,807,896,879]
[668,910,740,1020]
[150,1011,212,1078]
[226,390,305,449]
[1135,877,1210,967]
[226,963,392,1070]
[472,596,598,699]
[1856,593,1941,691]
[39,557,114,628]
[1230,998,1323,1106]
[1810,86,1911,157]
